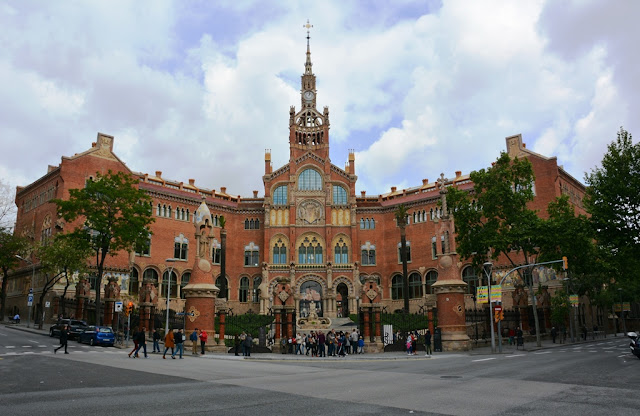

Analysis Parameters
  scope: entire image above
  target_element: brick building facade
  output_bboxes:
[6,37,588,345]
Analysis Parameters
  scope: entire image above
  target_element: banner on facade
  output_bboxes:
[614,302,631,312]
[490,285,502,302]
[476,286,488,304]
[570,294,579,307]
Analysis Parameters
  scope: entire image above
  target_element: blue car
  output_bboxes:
[78,326,115,346]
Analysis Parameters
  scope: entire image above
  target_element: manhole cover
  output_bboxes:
[440,375,462,379]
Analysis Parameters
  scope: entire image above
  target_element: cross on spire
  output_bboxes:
[303,19,313,50]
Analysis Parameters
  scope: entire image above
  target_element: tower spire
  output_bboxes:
[303,19,313,75]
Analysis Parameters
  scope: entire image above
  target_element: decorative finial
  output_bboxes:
[303,19,313,49]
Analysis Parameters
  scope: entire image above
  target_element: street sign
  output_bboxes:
[45,301,50,308]
[114,301,123,312]
[494,304,502,312]
[27,294,33,307]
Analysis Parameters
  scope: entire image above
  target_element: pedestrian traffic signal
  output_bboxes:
[562,256,568,270]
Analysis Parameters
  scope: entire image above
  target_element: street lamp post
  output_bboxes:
[483,262,496,353]
[618,288,627,335]
[563,277,575,343]
[16,255,35,328]
[165,258,176,335]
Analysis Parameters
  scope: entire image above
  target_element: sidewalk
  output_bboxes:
[2,321,625,360]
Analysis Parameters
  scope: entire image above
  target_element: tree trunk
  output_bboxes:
[95,249,109,325]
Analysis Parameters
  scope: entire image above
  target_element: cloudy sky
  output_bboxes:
[1,0,638,199]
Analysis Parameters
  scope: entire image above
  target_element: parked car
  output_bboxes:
[49,319,87,339]
[78,326,115,346]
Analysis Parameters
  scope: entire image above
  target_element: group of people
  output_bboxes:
[126,327,209,359]
[282,329,365,357]
[405,329,432,356]
[234,332,254,356]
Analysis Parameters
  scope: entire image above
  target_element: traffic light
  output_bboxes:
[494,307,504,323]
[125,302,133,316]
[562,256,568,270]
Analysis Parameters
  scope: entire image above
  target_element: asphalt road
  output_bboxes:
[1,325,639,415]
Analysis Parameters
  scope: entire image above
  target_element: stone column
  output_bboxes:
[432,254,471,352]
[183,197,220,352]
[103,276,120,327]
[75,278,90,320]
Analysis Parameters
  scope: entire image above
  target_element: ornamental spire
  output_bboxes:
[303,19,313,75]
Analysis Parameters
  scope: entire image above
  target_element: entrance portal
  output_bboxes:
[336,282,349,318]
[299,280,323,318]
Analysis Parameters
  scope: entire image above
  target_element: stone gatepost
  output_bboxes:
[103,276,120,327]
[360,275,384,353]
[75,277,90,320]
[183,197,219,352]
[431,173,470,351]
[138,278,158,332]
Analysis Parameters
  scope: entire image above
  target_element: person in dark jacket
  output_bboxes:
[128,327,139,358]
[424,329,432,356]
[152,328,161,353]
[243,333,253,357]
[54,325,69,354]
[133,327,148,358]
[172,329,184,359]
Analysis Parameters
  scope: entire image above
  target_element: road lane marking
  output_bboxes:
[506,355,525,358]
[5,346,15,348]
[472,358,496,362]
[534,351,552,355]
[21,345,32,348]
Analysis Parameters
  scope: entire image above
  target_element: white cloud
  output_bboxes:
[0,0,637,203]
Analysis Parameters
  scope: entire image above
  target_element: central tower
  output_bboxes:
[289,20,330,161]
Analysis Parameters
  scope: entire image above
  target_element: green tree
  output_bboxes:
[447,152,544,344]
[0,230,28,320]
[35,234,92,328]
[584,127,640,298]
[394,204,410,313]
[53,171,154,325]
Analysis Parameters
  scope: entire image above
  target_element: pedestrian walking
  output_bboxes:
[54,324,70,354]
[199,329,208,355]
[516,327,524,350]
[172,329,184,359]
[357,335,364,354]
[162,329,175,359]
[152,328,161,353]
[551,327,557,344]
[190,328,199,355]
[424,329,432,356]
[134,327,148,358]
[128,327,139,358]
[234,333,240,356]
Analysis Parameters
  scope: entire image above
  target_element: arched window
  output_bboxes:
[409,272,423,298]
[431,236,437,258]
[162,270,178,298]
[391,275,404,300]
[252,276,262,302]
[334,238,349,264]
[333,185,347,205]
[273,185,288,205]
[298,236,323,264]
[215,276,228,299]
[425,270,438,294]
[180,272,190,299]
[462,266,478,295]
[239,277,250,302]
[361,243,376,266]
[143,268,158,285]
[368,218,375,229]
[298,168,323,190]
[273,239,287,264]
[174,234,188,260]
[129,269,139,295]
